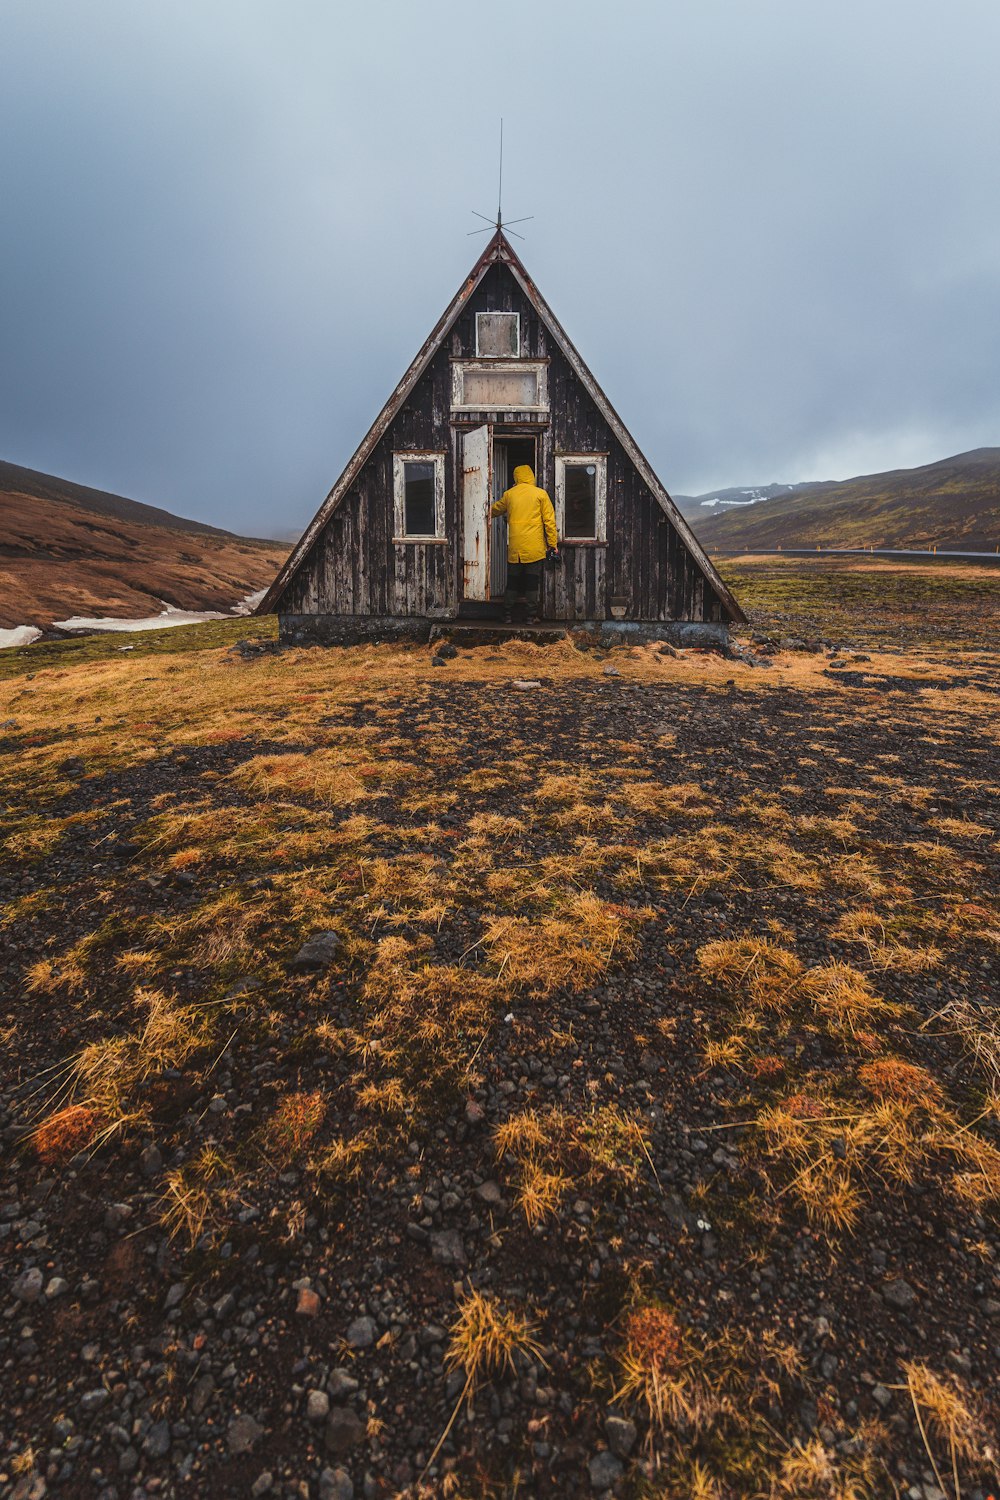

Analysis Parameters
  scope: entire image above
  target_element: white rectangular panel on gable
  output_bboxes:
[475,311,520,357]
[452,361,548,412]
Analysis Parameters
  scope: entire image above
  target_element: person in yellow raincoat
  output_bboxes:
[490,464,558,623]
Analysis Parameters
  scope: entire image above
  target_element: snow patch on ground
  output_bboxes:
[51,605,228,633]
[0,626,43,650]
[1,586,267,649]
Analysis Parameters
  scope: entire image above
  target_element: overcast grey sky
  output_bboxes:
[2,0,999,535]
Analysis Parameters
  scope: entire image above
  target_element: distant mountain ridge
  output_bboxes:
[0,460,285,630]
[681,448,1000,553]
[0,460,269,542]
[673,483,800,519]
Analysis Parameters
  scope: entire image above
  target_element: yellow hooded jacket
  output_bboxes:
[491,465,558,564]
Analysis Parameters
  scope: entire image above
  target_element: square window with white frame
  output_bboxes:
[393,452,445,540]
[475,311,520,358]
[555,454,607,541]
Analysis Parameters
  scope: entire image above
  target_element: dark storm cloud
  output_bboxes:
[2,0,999,533]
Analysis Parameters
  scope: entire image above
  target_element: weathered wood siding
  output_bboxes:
[282,260,727,624]
[280,341,457,619]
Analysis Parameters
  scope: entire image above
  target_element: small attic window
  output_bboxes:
[476,311,520,358]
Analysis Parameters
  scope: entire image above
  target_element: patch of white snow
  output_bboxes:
[51,606,228,633]
[0,625,43,650]
[232,588,267,616]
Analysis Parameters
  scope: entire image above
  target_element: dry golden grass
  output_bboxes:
[259,1090,326,1164]
[615,1304,713,1440]
[494,1104,651,1227]
[697,937,804,1011]
[446,1290,543,1392]
[3,617,999,1495]
[904,1361,992,1493]
[616,778,715,819]
[161,1146,234,1247]
[32,1103,104,1164]
[799,961,899,1039]
[229,750,369,806]
[483,892,638,997]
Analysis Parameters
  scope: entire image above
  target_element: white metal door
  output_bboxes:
[461,424,491,600]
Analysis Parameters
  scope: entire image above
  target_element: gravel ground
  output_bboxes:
[1,632,998,1499]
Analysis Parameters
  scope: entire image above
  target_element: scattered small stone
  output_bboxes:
[604,1414,637,1458]
[191,1374,215,1413]
[511,679,541,690]
[12,1268,44,1304]
[289,930,342,972]
[872,1384,892,1410]
[307,1390,331,1424]
[602,665,621,677]
[227,1413,265,1456]
[589,1449,624,1490]
[326,1369,360,1400]
[882,1278,916,1311]
[251,1472,274,1498]
[296,1287,322,1317]
[346,1314,378,1349]
[319,1467,355,1500]
[475,1179,503,1206]
[431,654,447,667]
[43,1275,68,1300]
[143,1419,171,1458]
[325,1407,366,1457]
[140,1143,163,1178]
[429,1228,467,1267]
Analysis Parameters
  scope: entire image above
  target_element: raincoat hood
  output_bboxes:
[513,464,536,485]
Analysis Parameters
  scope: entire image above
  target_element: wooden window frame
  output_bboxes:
[555,453,608,543]
[392,452,446,543]
[475,311,520,358]
[451,360,549,413]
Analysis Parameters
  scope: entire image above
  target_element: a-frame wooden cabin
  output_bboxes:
[258,230,744,642]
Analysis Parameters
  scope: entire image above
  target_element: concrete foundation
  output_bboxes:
[278,614,733,652]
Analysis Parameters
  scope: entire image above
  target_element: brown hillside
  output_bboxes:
[694,447,1000,552]
[0,468,286,629]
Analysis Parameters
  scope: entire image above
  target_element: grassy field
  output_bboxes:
[1,559,998,1498]
[719,553,1000,654]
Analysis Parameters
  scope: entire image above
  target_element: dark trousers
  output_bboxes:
[504,560,543,610]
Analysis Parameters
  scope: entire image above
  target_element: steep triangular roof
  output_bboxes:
[259,231,744,621]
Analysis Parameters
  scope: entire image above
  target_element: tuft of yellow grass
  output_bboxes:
[615,1304,711,1438]
[904,1361,990,1491]
[800,961,898,1038]
[697,937,804,1011]
[259,1090,326,1164]
[484,892,638,997]
[445,1291,543,1393]
[230,750,368,806]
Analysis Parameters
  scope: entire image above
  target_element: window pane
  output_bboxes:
[565,465,597,537]
[404,462,436,535]
[476,312,519,357]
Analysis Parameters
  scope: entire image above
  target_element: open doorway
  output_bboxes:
[490,435,537,602]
